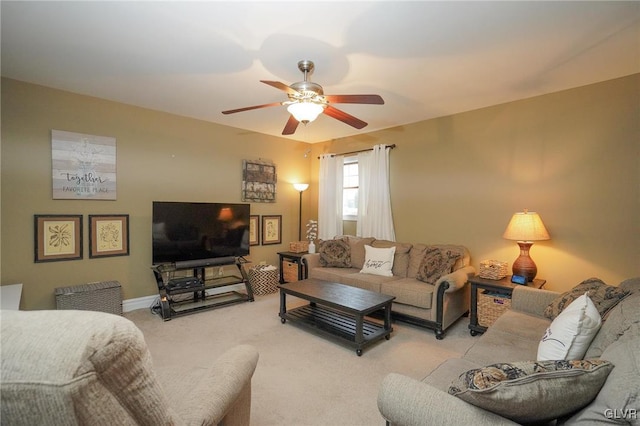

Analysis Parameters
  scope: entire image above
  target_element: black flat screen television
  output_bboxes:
[152,201,250,265]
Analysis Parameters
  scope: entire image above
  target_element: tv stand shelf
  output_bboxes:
[151,258,254,321]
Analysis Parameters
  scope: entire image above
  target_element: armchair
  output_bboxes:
[1,309,259,425]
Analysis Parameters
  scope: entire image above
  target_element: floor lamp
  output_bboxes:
[293,183,309,241]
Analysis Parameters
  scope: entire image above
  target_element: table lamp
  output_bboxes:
[502,209,550,281]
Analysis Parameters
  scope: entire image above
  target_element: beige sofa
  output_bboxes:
[378,277,640,425]
[1,310,259,426]
[303,236,475,339]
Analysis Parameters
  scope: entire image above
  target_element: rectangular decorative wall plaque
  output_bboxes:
[52,130,117,200]
[242,159,277,203]
[89,214,130,258]
[249,215,260,246]
[261,215,282,245]
[34,214,83,262]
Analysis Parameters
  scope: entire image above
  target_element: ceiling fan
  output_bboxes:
[222,60,384,135]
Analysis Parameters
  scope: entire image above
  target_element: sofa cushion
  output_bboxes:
[309,266,361,284]
[371,240,412,277]
[360,245,395,277]
[380,278,434,309]
[562,337,640,425]
[318,238,351,267]
[415,246,460,285]
[544,277,629,320]
[537,293,601,361]
[448,359,613,424]
[340,272,399,293]
[465,310,550,365]
[335,236,375,269]
[585,281,640,358]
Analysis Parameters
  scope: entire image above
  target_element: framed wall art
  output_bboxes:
[242,159,277,203]
[51,130,117,200]
[34,214,83,262]
[89,214,130,258]
[249,215,260,246]
[261,215,282,245]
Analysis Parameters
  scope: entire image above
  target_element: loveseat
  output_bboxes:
[378,277,640,425]
[1,310,259,425]
[302,236,475,339]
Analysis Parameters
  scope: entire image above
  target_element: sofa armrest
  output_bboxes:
[510,285,560,317]
[177,344,259,425]
[378,373,518,426]
[302,253,321,271]
[437,265,475,293]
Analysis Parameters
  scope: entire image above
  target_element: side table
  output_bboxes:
[277,251,308,284]
[469,275,546,336]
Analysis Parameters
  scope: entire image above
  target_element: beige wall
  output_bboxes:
[1,78,315,310]
[2,74,639,310]
[316,74,639,292]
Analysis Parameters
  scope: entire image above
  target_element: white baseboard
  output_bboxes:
[122,283,246,313]
[123,295,158,313]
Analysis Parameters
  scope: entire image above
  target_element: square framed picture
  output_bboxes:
[89,214,130,258]
[34,215,83,262]
[249,215,260,246]
[261,215,282,245]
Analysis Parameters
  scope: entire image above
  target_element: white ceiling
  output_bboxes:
[2,1,639,143]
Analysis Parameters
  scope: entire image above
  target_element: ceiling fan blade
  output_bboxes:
[323,105,368,129]
[260,80,300,96]
[282,115,299,135]
[325,94,384,105]
[222,102,282,115]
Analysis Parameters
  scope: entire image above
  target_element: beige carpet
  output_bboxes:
[126,292,476,426]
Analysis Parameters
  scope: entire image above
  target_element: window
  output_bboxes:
[343,157,358,220]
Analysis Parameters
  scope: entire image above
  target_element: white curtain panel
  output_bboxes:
[318,154,343,240]
[358,144,396,241]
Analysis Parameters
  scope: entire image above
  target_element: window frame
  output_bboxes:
[342,156,358,221]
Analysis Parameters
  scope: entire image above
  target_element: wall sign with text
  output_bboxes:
[51,130,117,200]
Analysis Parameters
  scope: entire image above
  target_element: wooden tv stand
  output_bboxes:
[151,258,254,321]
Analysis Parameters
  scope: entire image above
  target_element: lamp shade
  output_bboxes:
[503,210,550,242]
[287,102,324,123]
[293,183,309,192]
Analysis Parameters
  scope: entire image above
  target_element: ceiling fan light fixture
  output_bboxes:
[287,101,324,124]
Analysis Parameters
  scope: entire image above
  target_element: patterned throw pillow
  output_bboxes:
[318,239,351,268]
[448,359,613,424]
[544,277,629,320]
[415,246,460,285]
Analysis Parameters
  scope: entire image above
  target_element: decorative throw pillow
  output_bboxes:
[360,245,395,277]
[415,246,460,285]
[537,293,602,361]
[448,359,613,424]
[544,277,629,320]
[318,239,351,268]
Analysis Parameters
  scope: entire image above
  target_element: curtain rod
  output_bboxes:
[317,144,396,159]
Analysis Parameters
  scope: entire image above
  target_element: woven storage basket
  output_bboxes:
[282,261,300,283]
[55,281,122,315]
[478,260,509,280]
[478,290,511,327]
[248,265,279,295]
[289,241,309,253]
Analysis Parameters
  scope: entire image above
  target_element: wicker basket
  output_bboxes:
[55,281,122,315]
[477,290,511,327]
[289,241,309,253]
[478,260,509,280]
[282,261,300,282]
[248,265,279,295]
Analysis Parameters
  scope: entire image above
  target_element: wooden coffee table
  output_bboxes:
[278,279,395,356]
